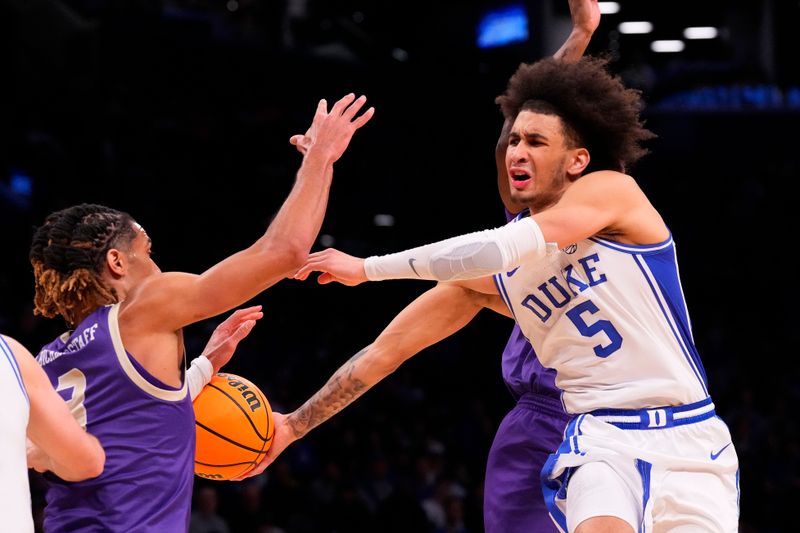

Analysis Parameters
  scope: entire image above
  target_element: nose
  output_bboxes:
[507,142,527,164]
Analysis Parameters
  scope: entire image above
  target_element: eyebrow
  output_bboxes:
[522,131,549,141]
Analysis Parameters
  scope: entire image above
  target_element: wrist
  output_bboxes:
[302,146,337,168]
[187,356,214,401]
[285,413,307,440]
[570,26,593,42]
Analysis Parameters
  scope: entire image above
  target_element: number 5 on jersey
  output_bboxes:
[566,300,623,358]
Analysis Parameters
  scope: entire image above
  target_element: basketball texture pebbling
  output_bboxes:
[194,373,274,480]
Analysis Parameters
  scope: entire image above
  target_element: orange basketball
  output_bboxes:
[193,373,274,480]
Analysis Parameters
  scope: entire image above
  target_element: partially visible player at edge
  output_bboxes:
[281,57,739,531]
[1,334,104,533]
[27,94,373,532]
[246,2,601,532]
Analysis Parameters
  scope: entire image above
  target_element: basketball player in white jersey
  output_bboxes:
[289,57,740,532]
[0,334,105,532]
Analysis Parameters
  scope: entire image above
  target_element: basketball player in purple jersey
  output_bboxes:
[27,94,373,532]
[249,3,600,531]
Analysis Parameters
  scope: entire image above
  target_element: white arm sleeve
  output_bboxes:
[187,355,214,401]
[364,216,547,281]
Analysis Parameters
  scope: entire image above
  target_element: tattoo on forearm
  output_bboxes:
[288,346,371,438]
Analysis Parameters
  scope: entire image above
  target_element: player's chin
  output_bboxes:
[509,189,536,205]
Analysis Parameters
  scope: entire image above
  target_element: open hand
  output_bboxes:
[201,305,263,373]
[293,93,375,163]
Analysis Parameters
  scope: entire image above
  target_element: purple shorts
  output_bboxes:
[484,393,570,533]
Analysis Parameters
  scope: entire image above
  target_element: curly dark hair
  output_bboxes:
[496,56,655,173]
[29,203,138,326]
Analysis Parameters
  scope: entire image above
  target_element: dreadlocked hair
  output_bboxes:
[29,203,138,327]
[496,56,656,174]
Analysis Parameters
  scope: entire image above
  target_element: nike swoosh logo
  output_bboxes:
[507,267,520,277]
[408,258,421,277]
[710,442,732,460]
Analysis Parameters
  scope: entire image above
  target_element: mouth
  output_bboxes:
[509,170,532,190]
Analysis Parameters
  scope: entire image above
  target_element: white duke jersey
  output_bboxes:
[493,217,709,414]
[0,336,34,533]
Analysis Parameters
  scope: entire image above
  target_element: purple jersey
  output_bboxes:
[36,304,195,532]
[501,325,560,402]
[502,209,561,402]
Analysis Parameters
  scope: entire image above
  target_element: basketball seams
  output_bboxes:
[195,460,255,468]
[207,382,267,441]
[193,373,274,480]
[253,385,273,459]
[195,420,265,454]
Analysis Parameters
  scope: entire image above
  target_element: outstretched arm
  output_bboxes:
[294,172,665,286]
[132,94,375,331]
[3,335,105,481]
[238,281,507,478]
[497,0,601,213]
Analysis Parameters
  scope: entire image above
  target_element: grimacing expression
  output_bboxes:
[505,110,576,212]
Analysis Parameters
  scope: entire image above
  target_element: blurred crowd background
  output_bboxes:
[2,1,797,531]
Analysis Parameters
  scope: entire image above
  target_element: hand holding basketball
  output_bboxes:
[194,373,274,481]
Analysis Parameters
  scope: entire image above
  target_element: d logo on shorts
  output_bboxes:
[646,408,668,428]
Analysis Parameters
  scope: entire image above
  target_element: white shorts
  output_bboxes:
[542,398,740,532]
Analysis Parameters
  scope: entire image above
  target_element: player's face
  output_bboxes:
[125,223,161,282]
[505,111,573,212]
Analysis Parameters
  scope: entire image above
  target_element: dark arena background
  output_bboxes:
[1,1,796,532]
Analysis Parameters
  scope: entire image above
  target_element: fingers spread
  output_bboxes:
[342,95,367,121]
[330,93,356,116]
[352,106,375,129]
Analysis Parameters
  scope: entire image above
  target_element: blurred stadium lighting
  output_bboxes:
[477,4,529,49]
[618,21,653,34]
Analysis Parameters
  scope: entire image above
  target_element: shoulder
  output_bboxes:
[564,170,648,209]
[1,335,31,360]
[126,271,196,305]
[1,335,44,383]
[576,172,666,244]
[573,170,638,192]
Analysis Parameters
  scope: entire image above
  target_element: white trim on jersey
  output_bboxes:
[493,273,518,320]
[108,304,187,401]
[631,254,709,396]
[0,336,29,404]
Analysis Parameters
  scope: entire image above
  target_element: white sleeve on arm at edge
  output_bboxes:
[187,355,214,401]
[364,216,547,282]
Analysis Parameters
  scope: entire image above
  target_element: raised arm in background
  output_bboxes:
[496,0,601,214]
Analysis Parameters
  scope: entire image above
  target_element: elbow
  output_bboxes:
[266,241,309,275]
[366,342,409,377]
[78,447,105,480]
[286,246,309,273]
[88,450,105,479]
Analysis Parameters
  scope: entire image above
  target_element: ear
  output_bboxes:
[566,148,590,179]
[105,249,127,278]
